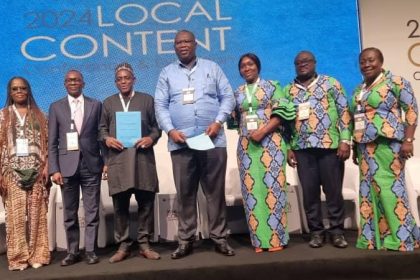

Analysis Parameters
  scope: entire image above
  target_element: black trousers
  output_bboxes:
[170,147,228,245]
[294,148,345,235]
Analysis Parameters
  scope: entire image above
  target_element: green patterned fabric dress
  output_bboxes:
[233,79,295,249]
[351,70,420,251]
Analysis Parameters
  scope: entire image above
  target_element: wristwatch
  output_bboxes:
[404,137,415,143]
[215,120,223,125]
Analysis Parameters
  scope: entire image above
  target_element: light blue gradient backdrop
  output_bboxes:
[0,1,360,111]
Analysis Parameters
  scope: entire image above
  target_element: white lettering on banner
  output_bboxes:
[115,4,148,26]
[157,30,177,54]
[97,6,114,27]
[215,0,231,20]
[21,36,57,61]
[21,28,231,60]
[61,34,98,59]
[151,2,181,24]
[185,1,213,22]
[133,31,153,55]
[103,33,132,57]
[20,0,233,61]
[96,0,230,27]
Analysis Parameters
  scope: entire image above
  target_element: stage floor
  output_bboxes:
[1,230,420,280]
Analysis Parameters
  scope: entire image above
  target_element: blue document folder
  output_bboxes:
[116,111,141,148]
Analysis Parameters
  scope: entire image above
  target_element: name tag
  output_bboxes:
[354,113,366,131]
[246,114,258,130]
[182,87,195,104]
[298,102,310,120]
[16,138,29,156]
[66,132,79,151]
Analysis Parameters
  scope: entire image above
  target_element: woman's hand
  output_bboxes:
[401,141,414,160]
[42,164,49,182]
[249,128,266,143]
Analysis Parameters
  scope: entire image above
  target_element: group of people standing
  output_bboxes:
[0,29,419,271]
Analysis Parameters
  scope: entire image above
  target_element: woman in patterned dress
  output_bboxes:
[0,77,50,270]
[233,53,295,253]
[352,47,420,251]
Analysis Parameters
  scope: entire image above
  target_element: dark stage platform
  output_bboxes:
[1,231,420,280]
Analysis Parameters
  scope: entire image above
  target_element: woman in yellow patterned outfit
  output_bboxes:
[0,77,50,270]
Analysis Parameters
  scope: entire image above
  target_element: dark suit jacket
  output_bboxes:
[48,95,104,177]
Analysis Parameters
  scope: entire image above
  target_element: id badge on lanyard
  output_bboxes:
[13,105,29,156]
[16,138,29,156]
[182,88,195,104]
[354,113,366,132]
[67,122,79,151]
[298,102,310,120]
[246,113,258,130]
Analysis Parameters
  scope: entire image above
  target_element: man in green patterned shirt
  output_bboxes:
[285,51,352,249]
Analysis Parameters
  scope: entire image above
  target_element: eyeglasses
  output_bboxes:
[294,59,314,66]
[11,86,28,92]
[65,78,83,83]
[175,39,195,46]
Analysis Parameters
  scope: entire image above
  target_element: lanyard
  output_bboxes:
[119,91,135,112]
[12,104,26,127]
[12,104,26,136]
[183,64,197,88]
[244,77,260,113]
[358,72,384,102]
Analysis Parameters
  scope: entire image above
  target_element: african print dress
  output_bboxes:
[351,70,420,251]
[0,106,50,270]
[234,79,295,249]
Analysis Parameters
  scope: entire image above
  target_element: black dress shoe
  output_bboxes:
[171,243,193,259]
[215,242,235,256]
[86,251,99,265]
[61,253,81,266]
[308,234,325,248]
[331,234,348,249]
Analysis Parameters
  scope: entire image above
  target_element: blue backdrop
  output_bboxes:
[0,0,361,111]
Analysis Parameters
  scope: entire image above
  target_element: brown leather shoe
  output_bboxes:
[109,250,130,263]
[139,248,161,260]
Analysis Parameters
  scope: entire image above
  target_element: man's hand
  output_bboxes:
[135,136,154,149]
[102,165,108,180]
[337,142,351,161]
[205,122,222,138]
[168,129,186,144]
[287,150,297,168]
[51,172,64,186]
[105,136,124,151]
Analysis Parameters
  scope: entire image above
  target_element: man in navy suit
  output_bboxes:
[48,70,104,266]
